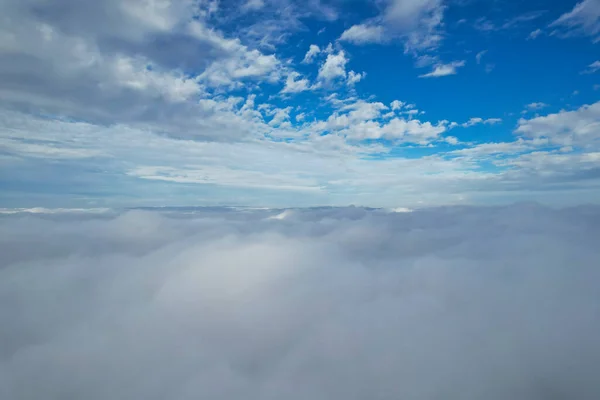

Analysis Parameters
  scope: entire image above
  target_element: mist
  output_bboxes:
[1,204,600,399]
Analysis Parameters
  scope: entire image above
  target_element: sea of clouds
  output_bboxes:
[1,204,600,400]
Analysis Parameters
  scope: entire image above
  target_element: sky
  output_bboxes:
[2,204,600,399]
[0,0,599,208]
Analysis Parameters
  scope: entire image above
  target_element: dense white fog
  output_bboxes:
[1,204,600,399]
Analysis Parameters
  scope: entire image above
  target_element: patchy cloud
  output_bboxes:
[340,24,387,44]
[317,50,349,82]
[581,60,600,74]
[528,28,543,39]
[549,0,600,42]
[339,0,445,52]
[419,60,466,78]
[516,101,600,147]
[302,44,321,63]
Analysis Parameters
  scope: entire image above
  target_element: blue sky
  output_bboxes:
[0,0,599,208]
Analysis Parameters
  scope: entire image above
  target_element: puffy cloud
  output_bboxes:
[267,106,293,126]
[516,101,600,147]
[340,117,447,142]
[347,70,366,86]
[549,0,600,42]
[390,100,405,110]
[281,72,312,94]
[581,60,600,74]
[302,44,321,63]
[317,50,348,82]
[0,0,283,137]
[419,61,466,78]
[339,24,386,44]
[1,205,600,399]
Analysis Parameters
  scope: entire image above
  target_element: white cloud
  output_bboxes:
[445,136,459,145]
[475,11,546,33]
[317,50,349,82]
[475,50,487,64]
[338,0,445,52]
[241,0,266,12]
[347,71,366,86]
[198,47,281,88]
[391,100,405,110]
[302,44,321,63]
[451,139,534,157]
[0,0,287,139]
[268,106,293,126]
[339,24,386,44]
[582,60,600,74]
[112,56,202,102]
[281,72,312,94]
[460,117,502,128]
[419,61,466,78]
[386,0,445,51]
[128,164,320,191]
[342,117,447,142]
[549,0,600,41]
[2,206,600,399]
[516,101,600,147]
[4,103,600,208]
[526,102,549,110]
[528,28,543,39]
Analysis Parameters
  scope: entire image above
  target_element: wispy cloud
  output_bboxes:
[419,61,466,78]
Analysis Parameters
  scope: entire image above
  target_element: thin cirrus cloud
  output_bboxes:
[549,0,600,41]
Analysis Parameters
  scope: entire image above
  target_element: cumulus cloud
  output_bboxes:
[390,100,405,110]
[516,101,600,147]
[317,50,349,82]
[1,205,600,399]
[281,72,312,94]
[526,102,549,110]
[346,70,366,86]
[302,44,321,63]
[0,0,287,139]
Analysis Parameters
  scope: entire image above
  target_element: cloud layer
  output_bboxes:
[2,205,600,399]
